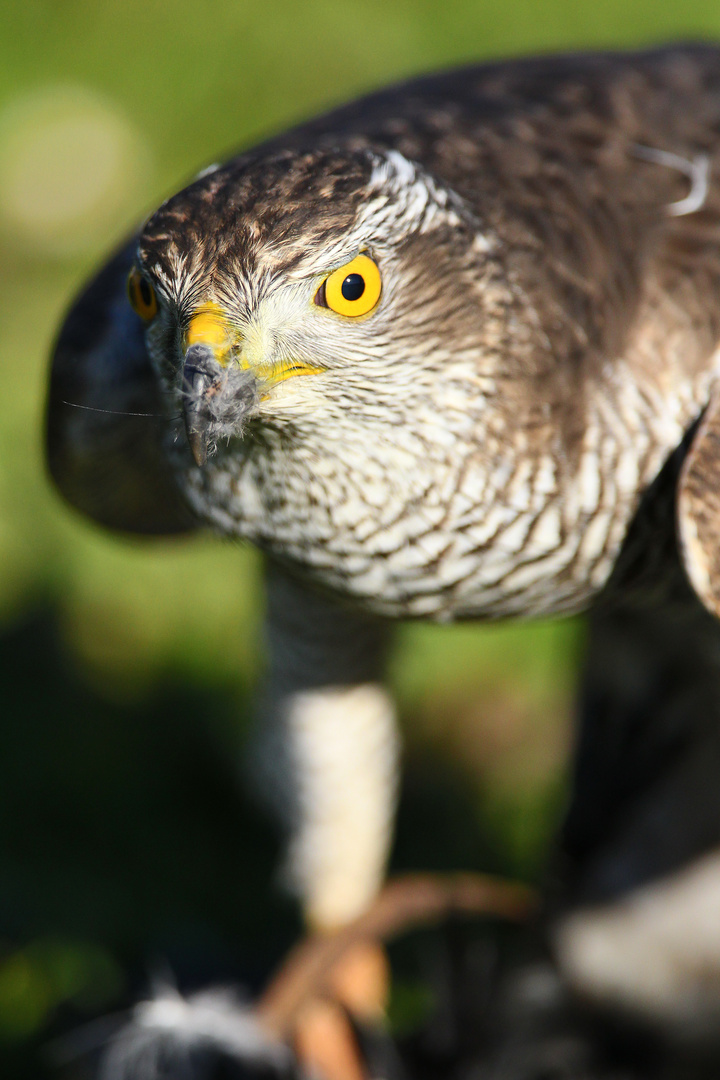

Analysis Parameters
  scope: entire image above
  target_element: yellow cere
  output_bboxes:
[323,254,382,317]
[127,268,158,322]
[262,360,323,388]
[184,302,233,356]
[184,303,321,389]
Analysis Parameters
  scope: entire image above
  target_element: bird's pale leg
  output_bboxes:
[253,563,398,1072]
[277,682,399,934]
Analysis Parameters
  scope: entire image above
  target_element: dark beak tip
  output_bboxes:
[186,425,209,467]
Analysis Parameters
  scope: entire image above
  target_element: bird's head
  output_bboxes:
[131,145,499,466]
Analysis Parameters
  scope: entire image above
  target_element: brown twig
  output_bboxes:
[257,871,537,1039]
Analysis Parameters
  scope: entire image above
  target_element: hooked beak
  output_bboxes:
[182,343,220,466]
[181,303,235,467]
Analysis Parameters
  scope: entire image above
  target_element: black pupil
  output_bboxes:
[139,278,153,307]
[341,273,365,302]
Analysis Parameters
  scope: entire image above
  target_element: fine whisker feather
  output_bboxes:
[61,400,181,420]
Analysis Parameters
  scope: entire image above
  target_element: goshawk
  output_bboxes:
[47,45,720,1045]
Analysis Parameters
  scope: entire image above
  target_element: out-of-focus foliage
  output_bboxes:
[1,0,718,1072]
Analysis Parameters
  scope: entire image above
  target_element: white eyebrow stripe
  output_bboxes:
[365,148,484,238]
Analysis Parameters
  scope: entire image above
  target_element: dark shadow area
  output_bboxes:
[0,606,290,1079]
[0,606,506,1080]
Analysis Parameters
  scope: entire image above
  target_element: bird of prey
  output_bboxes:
[47,43,720,1063]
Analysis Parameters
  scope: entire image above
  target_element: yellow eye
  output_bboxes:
[127,268,158,322]
[319,254,382,318]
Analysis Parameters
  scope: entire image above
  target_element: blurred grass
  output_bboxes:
[1,0,719,1071]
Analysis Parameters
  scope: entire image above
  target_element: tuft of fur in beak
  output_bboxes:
[182,344,260,466]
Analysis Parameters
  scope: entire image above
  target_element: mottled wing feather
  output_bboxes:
[679,389,720,617]
[46,236,197,534]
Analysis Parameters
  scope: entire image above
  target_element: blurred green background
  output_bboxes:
[1,0,719,1075]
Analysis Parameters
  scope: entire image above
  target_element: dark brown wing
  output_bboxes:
[46,236,196,534]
